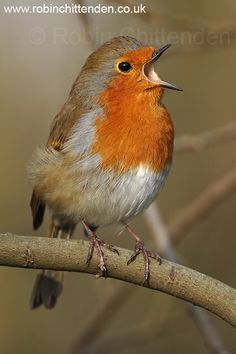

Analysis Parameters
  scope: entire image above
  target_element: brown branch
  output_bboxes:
[168,167,236,242]
[1,233,236,327]
[175,122,236,153]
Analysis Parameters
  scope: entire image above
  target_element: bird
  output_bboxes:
[28,36,182,309]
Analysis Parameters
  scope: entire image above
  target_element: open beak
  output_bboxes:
[143,44,183,91]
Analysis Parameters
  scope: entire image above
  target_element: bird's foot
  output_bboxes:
[126,226,162,286]
[82,221,119,277]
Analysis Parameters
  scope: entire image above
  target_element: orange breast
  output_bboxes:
[92,75,174,173]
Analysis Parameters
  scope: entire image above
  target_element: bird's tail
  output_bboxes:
[30,219,66,309]
[30,269,63,309]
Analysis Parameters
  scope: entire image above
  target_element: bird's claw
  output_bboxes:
[103,242,120,256]
[127,240,162,286]
[86,231,119,277]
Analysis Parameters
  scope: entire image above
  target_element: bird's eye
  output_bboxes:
[118,62,132,73]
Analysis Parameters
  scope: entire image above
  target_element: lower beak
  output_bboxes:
[144,44,183,91]
[158,80,183,91]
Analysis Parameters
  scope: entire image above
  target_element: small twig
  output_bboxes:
[168,167,236,242]
[175,122,236,153]
[0,233,236,327]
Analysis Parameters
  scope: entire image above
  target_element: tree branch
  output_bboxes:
[175,122,236,153]
[1,233,236,327]
[168,167,236,242]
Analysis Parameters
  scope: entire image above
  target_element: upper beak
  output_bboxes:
[152,43,172,61]
[143,44,183,91]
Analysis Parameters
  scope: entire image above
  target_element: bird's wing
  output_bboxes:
[47,99,86,151]
[30,190,46,230]
[30,95,87,229]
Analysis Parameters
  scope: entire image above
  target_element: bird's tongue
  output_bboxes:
[143,61,183,91]
[143,44,183,91]
[143,62,160,84]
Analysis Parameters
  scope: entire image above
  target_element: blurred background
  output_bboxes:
[0,0,236,353]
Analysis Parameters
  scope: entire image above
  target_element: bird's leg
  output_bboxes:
[126,225,162,286]
[81,220,119,277]
[65,225,76,240]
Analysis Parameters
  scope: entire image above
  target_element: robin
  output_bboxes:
[28,36,182,309]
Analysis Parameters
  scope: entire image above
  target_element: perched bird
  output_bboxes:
[28,36,182,309]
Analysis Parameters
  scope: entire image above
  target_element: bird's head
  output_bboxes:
[113,42,182,94]
[76,36,182,107]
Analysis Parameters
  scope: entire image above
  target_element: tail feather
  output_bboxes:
[30,219,75,309]
[30,271,63,309]
[30,190,45,230]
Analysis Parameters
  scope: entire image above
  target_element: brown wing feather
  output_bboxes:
[47,102,79,151]
[29,105,76,229]
[47,77,87,151]
[30,190,46,230]
[30,70,88,228]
